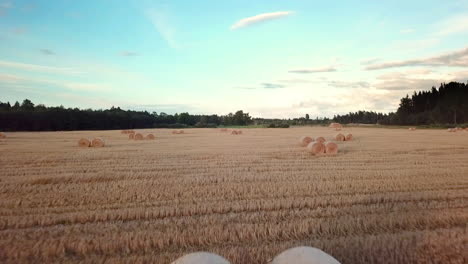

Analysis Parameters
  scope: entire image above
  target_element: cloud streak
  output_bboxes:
[231,11,293,30]
[0,60,82,74]
[120,51,139,57]
[40,49,55,55]
[146,8,177,48]
[365,46,468,70]
[261,82,285,89]
[289,66,337,74]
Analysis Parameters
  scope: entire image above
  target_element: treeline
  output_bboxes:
[333,81,468,125]
[0,100,252,131]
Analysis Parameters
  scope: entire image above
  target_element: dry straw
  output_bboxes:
[335,133,345,141]
[77,138,91,148]
[325,142,339,155]
[315,137,326,143]
[134,133,144,140]
[307,141,326,155]
[299,136,314,147]
[91,138,105,148]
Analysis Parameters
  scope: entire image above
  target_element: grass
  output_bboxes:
[0,127,466,263]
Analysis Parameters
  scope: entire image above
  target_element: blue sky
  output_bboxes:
[0,0,467,118]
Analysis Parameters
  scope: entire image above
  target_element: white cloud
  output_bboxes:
[289,66,337,74]
[146,8,177,48]
[0,60,82,74]
[231,11,293,30]
[365,46,468,70]
[0,73,110,91]
[435,14,468,36]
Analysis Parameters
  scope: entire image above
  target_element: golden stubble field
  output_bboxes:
[0,127,467,264]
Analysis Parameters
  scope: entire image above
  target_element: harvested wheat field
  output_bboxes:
[0,127,467,264]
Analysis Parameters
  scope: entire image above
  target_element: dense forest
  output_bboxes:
[333,81,468,125]
[1,81,467,131]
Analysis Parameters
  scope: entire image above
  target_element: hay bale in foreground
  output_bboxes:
[78,138,91,148]
[134,133,144,140]
[307,142,325,155]
[345,133,353,141]
[335,133,345,141]
[146,134,155,140]
[272,246,341,264]
[91,138,105,148]
[0,132,6,138]
[299,136,314,147]
[325,142,339,155]
[171,252,230,264]
[315,137,326,143]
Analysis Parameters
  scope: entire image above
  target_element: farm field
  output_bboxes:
[0,127,467,264]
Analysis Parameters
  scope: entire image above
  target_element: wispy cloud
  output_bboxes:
[120,51,139,57]
[40,49,55,55]
[360,57,380,65]
[0,1,12,16]
[365,46,468,70]
[261,82,285,89]
[231,11,293,30]
[328,81,370,88]
[435,14,468,36]
[400,28,414,34]
[289,66,337,74]
[0,60,82,74]
[0,73,110,91]
[146,8,177,48]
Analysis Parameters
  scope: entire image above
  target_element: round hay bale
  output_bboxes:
[91,138,105,148]
[171,252,230,264]
[78,138,90,148]
[129,133,135,139]
[237,130,243,134]
[146,134,155,140]
[220,128,228,132]
[325,142,339,155]
[179,130,185,134]
[134,133,144,140]
[335,128,342,131]
[272,246,341,264]
[447,128,455,132]
[231,130,238,135]
[0,132,6,139]
[307,142,326,155]
[335,133,345,141]
[299,136,314,147]
[345,133,353,141]
[315,137,326,143]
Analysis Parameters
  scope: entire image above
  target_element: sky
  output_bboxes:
[0,0,467,118]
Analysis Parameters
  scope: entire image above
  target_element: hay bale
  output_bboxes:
[231,130,238,135]
[0,132,6,139]
[345,133,353,141]
[447,128,456,132]
[272,246,341,264]
[129,133,135,139]
[220,128,228,132]
[335,128,342,131]
[179,130,185,134]
[146,134,155,140]
[329,123,342,129]
[134,133,144,140]
[78,138,90,148]
[335,133,345,141]
[91,138,105,148]
[171,252,230,264]
[307,142,326,155]
[325,142,338,155]
[237,130,243,134]
[315,137,326,143]
[299,136,314,147]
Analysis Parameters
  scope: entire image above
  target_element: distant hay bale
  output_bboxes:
[78,138,90,148]
[129,133,135,139]
[179,130,185,134]
[172,130,178,134]
[146,134,155,140]
[272,246,341,264]
[408,127,416,131]
[335,128,342,131]
[220,128,228,132]
[171,252,230,264]
[345,133,353,141]
[173,130,185,134]
[91,138,105,148]
[134,133,144,140]
[231,130,238,135]
[325,142,339,155]
[299,136,314,147]
[335,133,345,141]
[0,132,6,139]
[237,130,243,134]
[315,137,326,143]
[307,142,326,155]
[329,123,343,129]
[447,128,456,132]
